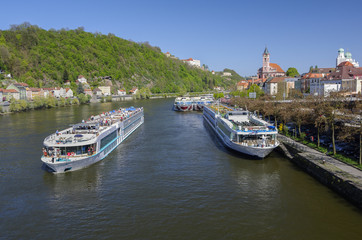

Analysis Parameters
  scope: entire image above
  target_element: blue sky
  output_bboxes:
[1,0,361,76]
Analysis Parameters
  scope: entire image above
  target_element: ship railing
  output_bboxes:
[237,139,278,148]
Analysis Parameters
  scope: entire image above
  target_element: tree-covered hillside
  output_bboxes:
[0,23,235,93]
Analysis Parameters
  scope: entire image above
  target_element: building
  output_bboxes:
[0,88,3,102]
[65,88,73,98]
[129,87,138,95]
[98,86,111,96]
[93,88,102,96]
[3,89,20,100]
[182,58,201,68]
[236,80,249,91]
[28,88,43,99]
[326,61,362,95]
[257,47,285,79]
[77,75,88,84]
[336,48,359,67]
[118,89,126,95]
[263,76,288,95]
[6,82,28,100]
[84,89,93,97]
[301,73,324,95]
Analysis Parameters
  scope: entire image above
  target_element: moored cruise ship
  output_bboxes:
[192,95,214,111]
[41,107,144,173]
[173,97,193,111]
[203,104,279,158]
[173,96,214,111]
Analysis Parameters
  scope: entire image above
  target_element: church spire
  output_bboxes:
[263,47,269,55]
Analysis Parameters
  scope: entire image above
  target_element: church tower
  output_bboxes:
[262,47,270,78]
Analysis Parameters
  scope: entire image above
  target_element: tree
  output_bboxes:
[62,69,69,83]
[286,67,299,77]
[77,83,84,95]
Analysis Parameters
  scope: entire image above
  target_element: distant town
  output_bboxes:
[0,47,361,108]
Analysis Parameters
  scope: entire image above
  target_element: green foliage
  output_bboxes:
[72,98,80,105]
[77,83,84,95]
[0,23,230,93]
[9,99,30,112]
[77,93,89,104]
[44,96,57,108]
[286,67,299,77]
[213,92,224,99]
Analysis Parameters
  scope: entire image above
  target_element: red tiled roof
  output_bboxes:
[29,88,41,92]
[302,73,324,79]
[4,89,19,93]
[270,77,287,83]
[269,63,285,73]
[237,81,248,86]
[338,61,354,67]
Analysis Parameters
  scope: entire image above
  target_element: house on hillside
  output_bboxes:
[3,89,20,101]
[65,88,73,98]
[129,87,138,95]
[28,88,43,100]
[93,88,102,96]
[77,75,88,84]
[99,86,111,96]
[84,89,93,97]
[222,72,232,77]
[6,82,28,100]
[236,80,249,91]
[182,58,201,68]
[118,89,126,96]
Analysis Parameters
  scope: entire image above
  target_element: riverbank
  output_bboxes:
[277,134,362,210]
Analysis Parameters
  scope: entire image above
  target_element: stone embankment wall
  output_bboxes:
[277,135,362,210]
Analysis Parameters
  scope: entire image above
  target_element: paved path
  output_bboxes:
[278,134,362,184]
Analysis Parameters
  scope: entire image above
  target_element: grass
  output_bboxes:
[280,132,362,170]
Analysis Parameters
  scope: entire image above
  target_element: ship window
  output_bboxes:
[100,130,117,149]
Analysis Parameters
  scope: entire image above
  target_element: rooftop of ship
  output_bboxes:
[207,104,277,134]
[43,107,142,147]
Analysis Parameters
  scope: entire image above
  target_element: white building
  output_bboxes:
[99,86,111,96]
[222,72,232,77]
[182,58,201,68]
[321,79,342,97]
[118,89,126,95]
[336,48,359,67]
[77,75,88,84]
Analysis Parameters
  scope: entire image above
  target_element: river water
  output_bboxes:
[0,98,361,239]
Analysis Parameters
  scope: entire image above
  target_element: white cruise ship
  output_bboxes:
[173,96,214,111]
[192,96,214,111]
[173,97,193,111]
[41,107,144,173]
[203,104,279,158]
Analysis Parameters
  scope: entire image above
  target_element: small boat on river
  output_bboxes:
[41,106,144,173]
[203,104,279,158]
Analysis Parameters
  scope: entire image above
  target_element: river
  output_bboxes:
[0,98,361,239]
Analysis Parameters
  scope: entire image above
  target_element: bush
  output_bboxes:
[58,97,67,107]
[72,98,80,105]
[77,93,89,104]
[33,96,45,109]
[9,99,30,112]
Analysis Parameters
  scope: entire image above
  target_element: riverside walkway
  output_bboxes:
[278,134,362,209]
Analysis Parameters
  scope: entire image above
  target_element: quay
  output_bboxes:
[277,134,362,209]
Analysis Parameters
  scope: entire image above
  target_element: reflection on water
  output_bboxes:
[0,98,362,239]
